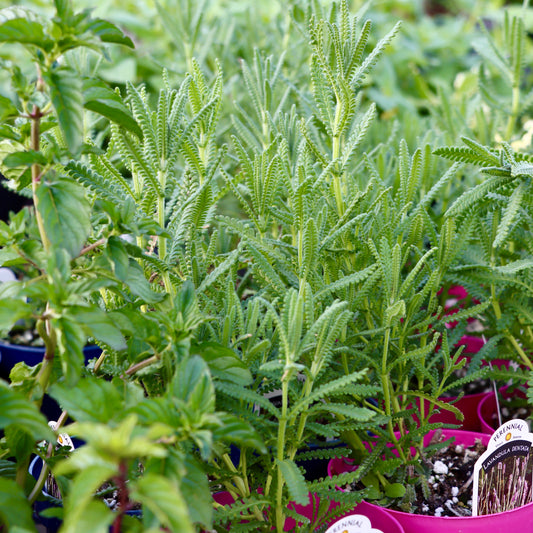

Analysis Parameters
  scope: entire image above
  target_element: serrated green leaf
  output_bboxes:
[123,260,165,303]
[131,474,194,533]
[50,376,123,424]
[277,459,309,505]
[67,306,126,351]
[54,316,85,386]
[83,78,141,137]
[62,500,114,533]
[213,413,266,453]
[0,18,52,50]
[0,381,54,440]
[179,454,212,528]
[312,403,375,421]
[0,298,32,330]
[0,478,37,531]
[36,177,91,258]
[61,466,115,533]
[171,356,215,414]
[44,66,83,155]
[82,18,134,48]
[3,150,47,168]
[191,342,252,386]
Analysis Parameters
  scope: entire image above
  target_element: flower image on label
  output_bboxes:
[472,419,533,516]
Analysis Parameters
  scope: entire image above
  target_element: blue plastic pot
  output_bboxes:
[29,456,141,533]
[0,341,101,379]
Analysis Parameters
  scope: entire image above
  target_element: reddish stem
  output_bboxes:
[111,461,132,533]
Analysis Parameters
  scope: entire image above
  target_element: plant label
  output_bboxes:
[48,420,75,451]
[324,514,383,533]
[472,419,533,515]
[0,268,16,283]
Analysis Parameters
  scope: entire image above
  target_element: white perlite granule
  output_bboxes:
[433,460,449,475]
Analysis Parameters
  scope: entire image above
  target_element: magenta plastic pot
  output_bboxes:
[477,385,528,434]
[213,490,318,531]
[213,491,404,532]
[415,391,490,432]
[329,500,405,533]
[329,429,533,533]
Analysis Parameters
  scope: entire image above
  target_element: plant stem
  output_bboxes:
[332,96,344,217]
[507,334,533,369]
[28,411,68,504]
[111,460,131,533]
[381,327,407,461]
[506,84,520,140]
[275,380,289,533]
[125,354,159,375]
[30,104,51,254]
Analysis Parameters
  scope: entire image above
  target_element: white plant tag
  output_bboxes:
[324,514,383,533]
[472,419,533,516]
[48,420,75,451]
[0,268,16,283]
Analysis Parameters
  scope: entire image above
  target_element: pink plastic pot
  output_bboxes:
[415,391,490,432]
[213,490,319,531]
[329,500,405,533]
[477,385,528,434]
[329,429,533,533]
[213,491,404,532]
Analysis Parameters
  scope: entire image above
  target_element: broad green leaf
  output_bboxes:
[191,342,252,386]
[107,236,130,280]
[4,426,35,464]
[123,260,165,303]
[311,403,375,421]
[67,306,126,351]
[54,0,72,20]
[3,150,48,168]
[50,377,123,424]
[82,19,134,48]
[131,474,194,533]
[62,500,113,533]
[0,95,18,120]
[54,316,86,386]
[213,413,266,453]
[0,18,52,50]
[171,356,215,414]
[36,177,91,258]
[276,459,309,505]
[0,459,16,479]
[61,465,115,533]
[179,454,212,528]
[0,478,37,532]
[44,66,83,156]
[83,79,142,137]
[385,483,406,498]
[63,416,166,462]
[0,298,32,330]
[0,381,54,440]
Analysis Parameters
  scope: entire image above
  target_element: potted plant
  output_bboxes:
[3,0,533,532]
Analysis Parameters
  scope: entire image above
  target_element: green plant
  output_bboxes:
[4,0,533,529]
[0,4,135,526]
[208,286,379,532]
